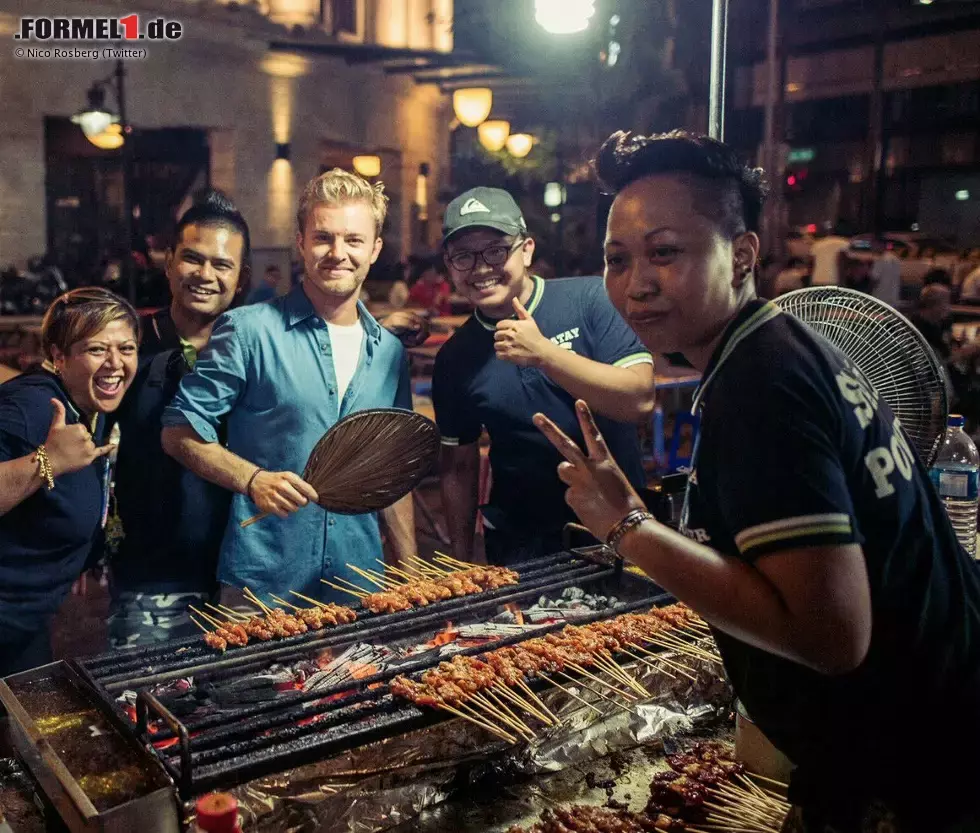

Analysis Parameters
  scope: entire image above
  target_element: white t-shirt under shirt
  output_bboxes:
[326,320,365,403]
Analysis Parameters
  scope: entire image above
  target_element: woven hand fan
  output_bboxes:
[241,408,440,527]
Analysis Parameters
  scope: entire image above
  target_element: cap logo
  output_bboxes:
[459,197,491,216]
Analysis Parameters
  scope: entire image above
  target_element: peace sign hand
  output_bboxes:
[533,400,647,543]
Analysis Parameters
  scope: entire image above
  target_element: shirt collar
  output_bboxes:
[691,299,783,413]
[285,283,383,343]
[474,275,545,332]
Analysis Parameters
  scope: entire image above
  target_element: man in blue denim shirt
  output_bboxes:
[161,170,416,603]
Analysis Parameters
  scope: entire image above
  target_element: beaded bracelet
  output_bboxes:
[35,444,55,491]
[606,508,654,553]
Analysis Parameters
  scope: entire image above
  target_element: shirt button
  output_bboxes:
[328,519,336,526]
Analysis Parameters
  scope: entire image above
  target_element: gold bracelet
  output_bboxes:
[606,509,654,553]
[35,444,55,491]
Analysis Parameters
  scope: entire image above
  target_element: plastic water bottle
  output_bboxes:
[930,415,980,558]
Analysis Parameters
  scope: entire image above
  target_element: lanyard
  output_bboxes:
[679,407,704,536]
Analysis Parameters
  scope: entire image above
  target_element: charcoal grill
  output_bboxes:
[6,548,677,829]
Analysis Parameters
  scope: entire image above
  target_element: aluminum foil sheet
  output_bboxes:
[229,652,732,833]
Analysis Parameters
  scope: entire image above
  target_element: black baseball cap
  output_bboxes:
[442,187,528,245]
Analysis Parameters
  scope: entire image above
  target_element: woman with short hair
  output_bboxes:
[0,288,139,674]
[535,131,980,832]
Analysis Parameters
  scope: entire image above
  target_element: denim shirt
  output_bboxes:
[161,284,412,601]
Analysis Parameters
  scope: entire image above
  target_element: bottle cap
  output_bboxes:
[194,793,240,833]
[948,414,966,428]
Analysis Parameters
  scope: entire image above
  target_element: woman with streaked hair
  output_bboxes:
[535,131,980,832]
[0,287,139,674]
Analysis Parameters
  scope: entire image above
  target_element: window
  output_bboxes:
[331,0,357,36]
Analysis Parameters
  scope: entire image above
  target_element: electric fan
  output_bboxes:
[774,286,949,467]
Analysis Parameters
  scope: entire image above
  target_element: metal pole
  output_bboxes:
[762,0,781,261]
[115,59,137,307]
[708,0,729,140]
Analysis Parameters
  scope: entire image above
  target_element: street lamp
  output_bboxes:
[73,59,136,305]
[506,133,534,158]
[478,120,510,152]
[452,88,493,128]
[535,0,596,35]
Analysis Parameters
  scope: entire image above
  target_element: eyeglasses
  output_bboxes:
[447,239,523,272]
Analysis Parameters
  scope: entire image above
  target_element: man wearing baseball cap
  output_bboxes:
[433,187,656,565]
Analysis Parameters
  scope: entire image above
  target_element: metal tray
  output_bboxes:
[0,662,180,833]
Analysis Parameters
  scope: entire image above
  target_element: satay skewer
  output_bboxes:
[290,590,330,608]
[491,683,558,726]
[437,702,517,743]
[347,564,402,590]
[534,673,603,716]
[241,587,275,615]
[402,554,453,577]
[375,560,421,583]
[432,551,474,569]
[320,578,369,599]
[565,663,638,700]
[515,679,561,724]
[592,654,649,696]
[555,671,634,714]
[189,614,211,634]
[205,603,245,623]
[471,692,536,740]
[188,605,228,630]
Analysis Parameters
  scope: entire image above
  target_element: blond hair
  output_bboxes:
[297,168,389,238]
[41,287,140,361]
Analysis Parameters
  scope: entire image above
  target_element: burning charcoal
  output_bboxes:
[562,587,586,601]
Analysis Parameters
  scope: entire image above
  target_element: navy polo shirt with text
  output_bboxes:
[433,275,653,534]
[682,299,980,807]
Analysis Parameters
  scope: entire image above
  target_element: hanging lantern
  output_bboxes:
[478,120,511,152]
[506,133,534,159]
[87,123,125,150]
[352,155,382,178]
[452,88,493,128]
[72,85,116,141]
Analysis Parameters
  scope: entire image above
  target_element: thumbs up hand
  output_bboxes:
[44,398,113,478]
[493,296,552,367]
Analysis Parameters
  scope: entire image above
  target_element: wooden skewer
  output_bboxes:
[402,554,452,576]
[240,511,270,529]
[556,671,633,715]
[331,576,375,595]
[457,699,524,743]
[270,594,303,611]
[189,614,211,633]
[689,825,771,833]
[375,560,420,583]
[241,587,274,615]
[471,692,535,740]
[645,634,723,664]
[320,579,369,599]
[617,647,679,680]
[515,679,561,724]
[623,645,699,682]
[593,654,649,696]
[361,566,408,587]
[347,564,400,590]
[432,550,471,567]
[492,683,557,726]
[289,590,329,608]
[216,603,255,620]
[713,781,787,810]
[189,605,226,630]
[713,785,788,820]
[566,663,638,700]
[743,772,789,791]
[437,703,516,743]
[703,801,783,832]
[536,673,603,716]
[204,602,242,623]
[654,628,723,660]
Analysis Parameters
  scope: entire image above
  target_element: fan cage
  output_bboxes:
[774,287,949,468]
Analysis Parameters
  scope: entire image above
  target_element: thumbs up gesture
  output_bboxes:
[43,398,113,479]
[493,296,553,367]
